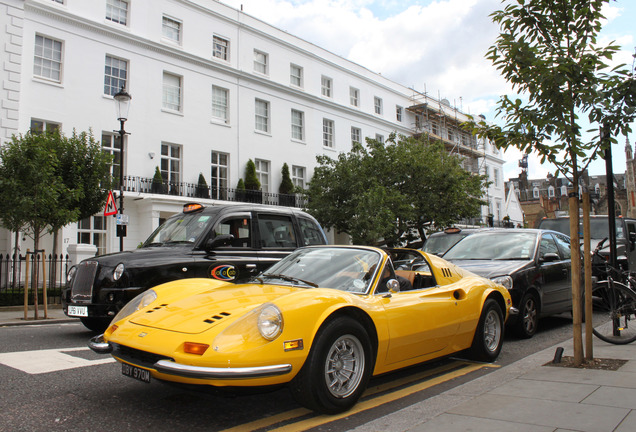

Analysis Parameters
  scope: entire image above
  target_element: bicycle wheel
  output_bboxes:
[591,280,636,345]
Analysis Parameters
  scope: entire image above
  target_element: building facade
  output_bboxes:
[0,0,505,258]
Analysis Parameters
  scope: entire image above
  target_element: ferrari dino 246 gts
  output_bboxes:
[89,245,514,414]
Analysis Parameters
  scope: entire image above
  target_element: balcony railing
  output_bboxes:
[122,176,306,208]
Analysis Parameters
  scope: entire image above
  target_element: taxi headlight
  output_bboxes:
[257,304,283,341]
[110,289,157,324]
[113,263,125,281]
[66,266,77,283]
[491,275,513,290]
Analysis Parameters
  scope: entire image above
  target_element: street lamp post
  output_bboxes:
[114,87,131,252]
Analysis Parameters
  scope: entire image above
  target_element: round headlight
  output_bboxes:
[66,266,77,283]
[113,263,125,281]
[257,304,283,341]
[110,289,157,324]
[491,275,513,290]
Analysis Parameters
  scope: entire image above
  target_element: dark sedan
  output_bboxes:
[442,229,573,338]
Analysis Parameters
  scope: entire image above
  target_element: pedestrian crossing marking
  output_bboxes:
[0,347,115,374]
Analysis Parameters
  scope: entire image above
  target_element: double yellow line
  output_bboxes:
[221,359,497,432]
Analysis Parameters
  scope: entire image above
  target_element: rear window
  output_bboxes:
[298,217,327,246]
[539,218,624,239]
[423,233,469,255]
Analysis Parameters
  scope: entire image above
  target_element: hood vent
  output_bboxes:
[204,312,231,324]
[145,304,169,313]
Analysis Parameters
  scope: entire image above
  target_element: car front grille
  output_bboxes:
[112,343,174,369]
[70,261,99,303]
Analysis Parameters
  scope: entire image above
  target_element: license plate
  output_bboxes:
[122,363,151,383]
[67,305,88,317]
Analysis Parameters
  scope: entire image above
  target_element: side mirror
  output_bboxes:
[205,234,234,250]
[386,279,400,294]
[540,252,560,262]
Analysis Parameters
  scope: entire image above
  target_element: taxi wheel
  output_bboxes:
[515,293,539,339]
[289,317,372,414]
[79,317,111,333]
[469,299,504,362]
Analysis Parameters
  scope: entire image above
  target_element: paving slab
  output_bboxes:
[409,413,554,432]
[489,378,598,403]
[447,393,630,432]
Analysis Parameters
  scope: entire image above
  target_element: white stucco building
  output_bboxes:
[0,0,505,258]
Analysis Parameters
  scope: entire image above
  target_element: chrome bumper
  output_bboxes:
[88,334,113,354]
[154,359,292,379]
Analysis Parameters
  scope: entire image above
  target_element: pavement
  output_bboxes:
[2,306,635,432]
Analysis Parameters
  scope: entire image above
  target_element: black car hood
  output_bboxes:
[445,259,533,278]
[82,246,193,268]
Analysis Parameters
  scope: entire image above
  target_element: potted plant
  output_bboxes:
[279,163,295,206]
[151,166,165,194]
[195,173,210,198]
[244,159,262,203]
[235,178,246,202]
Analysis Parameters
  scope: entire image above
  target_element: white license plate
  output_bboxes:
[122,363,151,383]
[67,305,88,317]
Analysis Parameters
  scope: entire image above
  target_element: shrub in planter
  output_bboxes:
[243,159,262,203]
[196,173,210,198]
[235,178,246,202]
[279,163,295,206]
[151,166,165,194]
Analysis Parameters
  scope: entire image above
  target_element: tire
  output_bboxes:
[469,298,504,362]
[289,316,373,414]
[591,280,636,345]
[80,317,111,333]
[514,292,539,339]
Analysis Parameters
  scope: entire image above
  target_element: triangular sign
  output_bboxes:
[104,191,118,216]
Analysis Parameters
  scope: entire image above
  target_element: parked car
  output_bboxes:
[64,203,327,332]
[537,215,636,274]
[422,227,483,256]
[89,245,512,414]
[442,228,573,338]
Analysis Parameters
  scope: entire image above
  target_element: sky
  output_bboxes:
[218,0,636,182]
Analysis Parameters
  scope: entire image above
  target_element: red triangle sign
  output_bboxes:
[104,191,118,216]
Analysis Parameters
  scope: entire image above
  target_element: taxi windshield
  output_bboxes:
[144,213,212,246]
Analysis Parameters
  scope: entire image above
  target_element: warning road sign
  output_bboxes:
[104,191,118,216]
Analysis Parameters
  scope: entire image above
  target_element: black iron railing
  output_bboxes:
[0,253,70,306]
[122,176,306,208]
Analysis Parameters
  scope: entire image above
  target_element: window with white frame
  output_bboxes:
[291,109,304,141]
[255,159,270,192]
[351,126,361,144]
[292,166,305,189]
[374,96,383,115]
[30,118,60,134]
[493,168,500,187]
[533,187,540,199]
[290,64,303,87]
[561,185,568,196]
[595,183,601,195]
[254,50,268,75]
[431,121,439,135]
[448,129,454,142]
[212,85,229,123]
[396,106,403,122]
[211,151,229,200]
[350,87,359,107]
[101,132,122,182]
[34,35,62,82]
[161,143,181,187]
[162,72,182,112]
[104,55,127,96]
[255,99,270,133]
[375,133,384,143]
[106,0,128,25]
[321,76,332,98]
[323,119,334,148]
[162,16,181,44]
[78,216,107,256]
[548,186,555,197]
[213,36,229,61]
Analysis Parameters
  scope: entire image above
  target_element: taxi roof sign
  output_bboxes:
[183,203,204,213]
[444,227,462,234]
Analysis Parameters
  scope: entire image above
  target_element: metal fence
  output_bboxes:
[0,252,70,307]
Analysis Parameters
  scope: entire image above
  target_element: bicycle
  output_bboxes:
[590,238,636,344]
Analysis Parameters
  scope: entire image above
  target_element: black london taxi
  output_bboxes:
[63,203,327,332]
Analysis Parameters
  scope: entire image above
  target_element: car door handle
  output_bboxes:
[246,264,257,269]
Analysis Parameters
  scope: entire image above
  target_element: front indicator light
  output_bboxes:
[184,342,209,355]
[284,339,304,352]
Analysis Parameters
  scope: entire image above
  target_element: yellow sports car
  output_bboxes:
[89,245,514,414]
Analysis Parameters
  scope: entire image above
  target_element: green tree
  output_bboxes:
[279,163,294,194]
[244,159,261,190]
[466,0,636,365]
[305,136,488,245]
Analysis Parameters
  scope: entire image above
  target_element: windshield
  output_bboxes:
[539,218,625,239]
[444,232,537,260]
[144,212,212,246]
[422,233,470,255]
[256,247,382,294]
